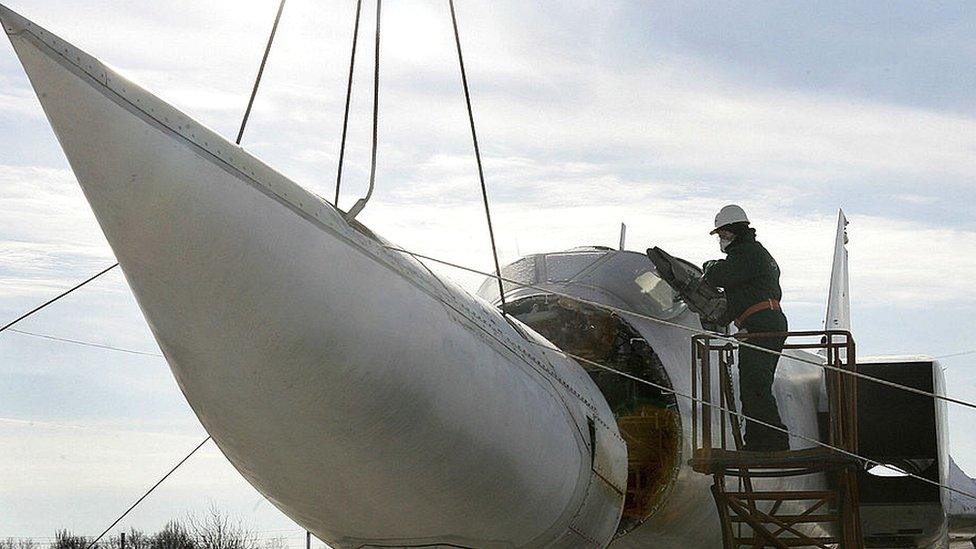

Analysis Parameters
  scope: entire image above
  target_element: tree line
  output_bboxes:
[2,508,289,549]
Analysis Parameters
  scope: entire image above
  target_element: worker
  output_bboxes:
[703,205,790,452]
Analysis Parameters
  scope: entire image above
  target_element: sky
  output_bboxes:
[1,0,974,544]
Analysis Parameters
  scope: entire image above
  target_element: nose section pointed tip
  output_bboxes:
[0,4,31,36]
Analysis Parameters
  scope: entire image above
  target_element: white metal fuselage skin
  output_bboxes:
[480,262,831,547]
[12,5,965,548]
[1,6,627,548]
[619,316,827,547]
[0,5,832,547]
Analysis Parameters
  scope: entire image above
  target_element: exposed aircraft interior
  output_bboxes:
[6,1,976,546]
[484,248,685,536]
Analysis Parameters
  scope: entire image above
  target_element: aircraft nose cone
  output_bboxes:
[0,7,625,548]
[1,4,26,33]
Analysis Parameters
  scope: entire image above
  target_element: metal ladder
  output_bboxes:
[689,330,863,548]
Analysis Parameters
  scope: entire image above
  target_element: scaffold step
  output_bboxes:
[729,513,839,524]
[690,447,855,475]
[733,536,839,547]
[724,490,837,501]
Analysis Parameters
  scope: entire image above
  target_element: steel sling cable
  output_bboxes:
[85,437,211,549]
[0,263,119,334]
[344,0,382,220]
[536,342,976,503]
[83,3,290,547]
[7,328,162,357]
[381,244,976,414]
[334,0,364,208]
[387,244,976,503]
[936,349,976,360]
[447,0,507,314]
[2,3,290,341]
[236,0,288,146]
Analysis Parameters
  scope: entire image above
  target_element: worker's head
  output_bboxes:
[711,204,750,252]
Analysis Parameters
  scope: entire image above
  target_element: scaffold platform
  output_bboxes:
[690,331,864,548]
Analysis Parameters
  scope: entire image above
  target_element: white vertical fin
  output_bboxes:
[825,209,851,332]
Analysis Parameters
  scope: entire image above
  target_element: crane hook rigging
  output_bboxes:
[335,0,507,312]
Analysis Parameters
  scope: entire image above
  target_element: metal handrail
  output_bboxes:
[690,330,858,458]
[690,330,863,547]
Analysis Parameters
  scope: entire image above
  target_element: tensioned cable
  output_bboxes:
[2,2,288,338]
[447,0,507,314]
[0,263,118,335]
[385,244,976,502]
[383,245,976,414]
[235,0,288,146]
[8,0,973,513]
[3,0,287,338]
[85,436,211,549]
[333,0,364,208]
[936,349,976,360]
[344,0,382,220]
[541,342,976,502]
[84,4,290,547]
[6,328,162,358]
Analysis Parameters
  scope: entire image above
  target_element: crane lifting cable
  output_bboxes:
[235,0,288,146]
[384,244,976,415]
[0,2,287,340]
[3,0,974,457]
[447,0,507,313]
[343,0,382,220]
[333,0,507,310]
[333,0,364,208]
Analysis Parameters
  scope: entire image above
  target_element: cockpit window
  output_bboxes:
[545,252,604,282]
[476,255,537,303]
[576,252,686,320]
[635,271,680,314]
[476,250,688,322]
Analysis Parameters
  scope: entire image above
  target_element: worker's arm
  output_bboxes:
[702,252,756,289]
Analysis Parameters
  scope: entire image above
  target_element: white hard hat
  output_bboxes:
[711,204,749,234]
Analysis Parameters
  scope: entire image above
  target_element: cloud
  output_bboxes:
[0,86,42,118]
[356,152,976,310]
[0,165,114,299]
[1,0,975,542]
[894,193,939,205]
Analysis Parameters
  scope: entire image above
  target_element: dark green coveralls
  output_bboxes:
[703,227,789,451]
